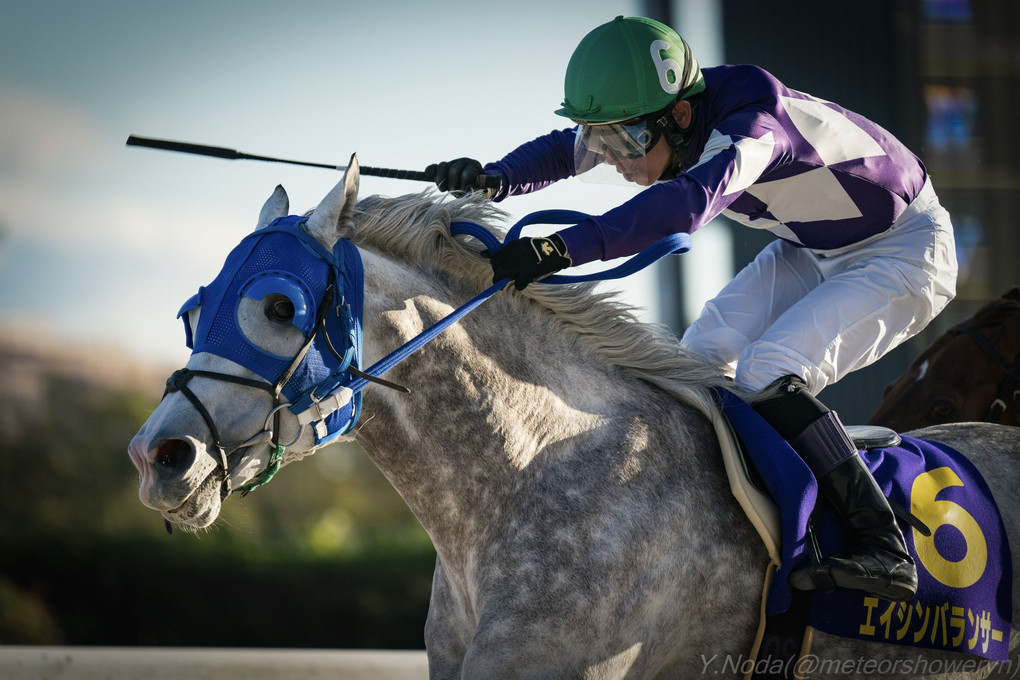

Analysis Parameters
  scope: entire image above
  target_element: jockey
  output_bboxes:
[426,15,957,602]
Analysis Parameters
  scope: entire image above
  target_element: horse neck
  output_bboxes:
[351,249,661,562]
[986,310,1020,424]
[987,306,1020,362]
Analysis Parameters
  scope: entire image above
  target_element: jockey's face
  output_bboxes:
[603,134,674,186]
[600,100,693,186]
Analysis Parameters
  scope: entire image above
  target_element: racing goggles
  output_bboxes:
[578,117,665,160]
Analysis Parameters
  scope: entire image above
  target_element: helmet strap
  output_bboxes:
[656,94,701,181]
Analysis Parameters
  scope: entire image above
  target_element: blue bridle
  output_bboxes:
[164,210,691,496]
[166,215,363,495]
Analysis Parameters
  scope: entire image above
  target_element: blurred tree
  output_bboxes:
[0,576,64,644]
[0,335,435,647]
[0,335,429,549]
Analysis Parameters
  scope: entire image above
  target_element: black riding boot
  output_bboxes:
[752,376,917,602]
[789,447,917,601]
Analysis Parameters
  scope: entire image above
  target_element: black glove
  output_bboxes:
[485,234,572,290]
[424,157,483,193]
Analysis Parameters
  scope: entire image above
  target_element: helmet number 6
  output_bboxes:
[649,40,681,95]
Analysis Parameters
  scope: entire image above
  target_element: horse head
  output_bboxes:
[869,287,1020,431]
[128,157,363,529]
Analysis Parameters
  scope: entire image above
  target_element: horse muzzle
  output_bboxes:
[129,423,224,525]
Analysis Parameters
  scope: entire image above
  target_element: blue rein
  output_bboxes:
[340,210,691,395]
[173,207,691,498]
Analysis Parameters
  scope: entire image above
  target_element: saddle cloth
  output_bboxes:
[709,387,1012,663]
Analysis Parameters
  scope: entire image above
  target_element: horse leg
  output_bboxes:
[424,557,474,679]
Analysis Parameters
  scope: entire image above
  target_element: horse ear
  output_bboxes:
[305,154,360,248]
[257,185,290,230]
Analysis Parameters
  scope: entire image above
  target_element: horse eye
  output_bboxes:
[929,401,956,420]
[264,295,295,323]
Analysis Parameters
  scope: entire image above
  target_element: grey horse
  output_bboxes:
[129,160,1020,678]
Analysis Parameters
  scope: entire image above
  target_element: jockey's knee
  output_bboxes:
[734,342,829,395]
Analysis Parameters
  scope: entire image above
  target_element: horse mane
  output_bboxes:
[349,190,730,415]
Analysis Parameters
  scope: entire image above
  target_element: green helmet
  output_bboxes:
[555,16,706,124]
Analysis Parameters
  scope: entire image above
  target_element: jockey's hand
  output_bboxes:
[424,158,500,197]
[485,234,572,290]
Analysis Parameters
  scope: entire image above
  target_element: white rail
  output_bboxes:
[0,646,429,680]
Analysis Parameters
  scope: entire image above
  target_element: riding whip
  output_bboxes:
[125,135,501,193]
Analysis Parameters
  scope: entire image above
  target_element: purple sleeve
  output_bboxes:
[483,128,577,201]
[556,181,707,266]
[557,162,744,266]
[558,110,782,266]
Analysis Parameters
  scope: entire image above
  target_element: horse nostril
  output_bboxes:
[154,439,194,470]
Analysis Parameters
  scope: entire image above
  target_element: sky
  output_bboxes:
[0,0,695,367]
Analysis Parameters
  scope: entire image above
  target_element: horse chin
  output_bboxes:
[162,470,224,529]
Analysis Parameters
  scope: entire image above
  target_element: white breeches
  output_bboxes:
[680,178,958,396]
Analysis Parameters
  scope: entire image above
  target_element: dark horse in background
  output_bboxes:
[870,287,1020,431]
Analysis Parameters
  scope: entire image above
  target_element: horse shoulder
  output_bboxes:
[452,398,767,674]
